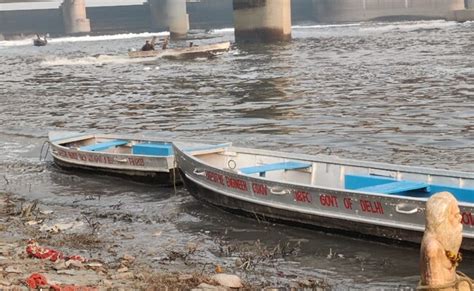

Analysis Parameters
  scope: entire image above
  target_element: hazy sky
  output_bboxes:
[0,0,145,10]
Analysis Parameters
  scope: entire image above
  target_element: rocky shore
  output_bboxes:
[0,192,330,290]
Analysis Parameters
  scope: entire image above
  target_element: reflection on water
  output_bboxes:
[0,20,473,289]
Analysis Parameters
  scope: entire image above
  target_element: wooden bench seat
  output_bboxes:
[345,174,473,200]
[239,161,312,177]
[356,180,429,194]
[132,143,173,156]
[80,140,128,152]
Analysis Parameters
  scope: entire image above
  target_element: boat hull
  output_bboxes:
[179,169,421,244]
[49,132,179,186]
[128,41,231,59]
[54,156,180,185]
[33,40,47,46]
[179,168,474,251]
[174,144,474,251]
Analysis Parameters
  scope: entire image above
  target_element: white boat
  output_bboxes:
[48,132,225,186]
[173,142,474,250]
[127,41,231,59]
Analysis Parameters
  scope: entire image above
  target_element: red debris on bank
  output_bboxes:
[26,240,87,263]
[26,273,98,291]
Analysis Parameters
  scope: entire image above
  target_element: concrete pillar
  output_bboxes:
[149,0,189,39]
[447,0,470,20]
[61,0,90,35]
[467,0,474,9]
[233,0,292,43]
[450,0,467,10]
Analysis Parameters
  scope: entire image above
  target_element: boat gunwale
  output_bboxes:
[49,133,176,147]
[49,133,228,165]
[173,143,474,207]
[227,146,474,180]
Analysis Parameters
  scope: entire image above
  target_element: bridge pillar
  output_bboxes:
[61,0,91,34]
[233,0,292,43]
[149,0,189,39]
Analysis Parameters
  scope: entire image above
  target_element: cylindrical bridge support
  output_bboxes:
[233,0,292,43]
[149,0,189,39]
[467,0,474,9]
[61,0,91,35]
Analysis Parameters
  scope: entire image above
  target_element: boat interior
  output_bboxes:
[195,147,474,203]
[58,136,174,157]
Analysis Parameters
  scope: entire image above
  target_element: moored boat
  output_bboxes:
[173,142,474,250]
[128,41,231,59]
[48,132,225,186]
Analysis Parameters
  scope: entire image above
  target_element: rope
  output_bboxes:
[39,141,51,161]
[417,272,474,290]
[172,158,178,196]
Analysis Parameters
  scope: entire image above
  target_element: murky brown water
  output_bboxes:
[0,20,473,289]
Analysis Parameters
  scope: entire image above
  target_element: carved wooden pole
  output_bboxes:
[419,192,471,290]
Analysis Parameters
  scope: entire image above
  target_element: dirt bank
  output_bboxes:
[0,192,330,290]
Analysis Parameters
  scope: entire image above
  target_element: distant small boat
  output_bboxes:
[173,142,474,250]
[48,132,226,186]
[128,41,231,59]
[33,35,47,47]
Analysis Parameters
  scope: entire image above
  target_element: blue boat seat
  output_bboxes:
[356,180,429,194]
[80,140,128,152]
[132,143,173,156]
[239,161,312,177]
[345,173,474,201]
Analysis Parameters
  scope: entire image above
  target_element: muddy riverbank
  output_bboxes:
[0,192,330,289]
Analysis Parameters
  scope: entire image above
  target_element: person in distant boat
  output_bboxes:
[34,33,47,46]
[141,40,155,51]
[161,37,169,50]
[36,34,47,41]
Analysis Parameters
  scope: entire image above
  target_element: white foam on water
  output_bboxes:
[208,28,234,34]
[360,20,459,33]
[50,31,169,44]
[0,31,170,48]
[0,38,32,48]
[40,54,158,66]
[210,24,363,33]
[292,23,362,29]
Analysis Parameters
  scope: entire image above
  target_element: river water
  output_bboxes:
[0,20,473,289]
